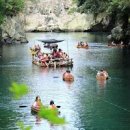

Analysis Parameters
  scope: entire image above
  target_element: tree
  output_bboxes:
[4,0,24,16]
[75,0,130,26]
[0,0,24,24]
[75,0,130,43]
[74,0,110,14]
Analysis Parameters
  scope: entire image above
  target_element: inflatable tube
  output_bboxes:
[77,45,88,49]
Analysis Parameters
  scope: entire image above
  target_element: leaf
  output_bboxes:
[9,82,29,100]
[38,106,66,125]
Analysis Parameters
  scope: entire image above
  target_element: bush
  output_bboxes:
[5,0,25,16]
[0,0,24,24]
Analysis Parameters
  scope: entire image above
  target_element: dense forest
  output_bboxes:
[74,0,130,44]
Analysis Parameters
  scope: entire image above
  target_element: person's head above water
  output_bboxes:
[66,70,70,73]
[50,100,54,105]
[59,48,62,52]
[35,96,40,101]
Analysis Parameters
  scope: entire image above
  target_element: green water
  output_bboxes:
[0,32,130,130]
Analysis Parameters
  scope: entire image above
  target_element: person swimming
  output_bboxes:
[96,69,109,80]
[63,70,74,81]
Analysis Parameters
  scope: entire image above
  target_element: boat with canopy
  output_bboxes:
[38,39,64,49]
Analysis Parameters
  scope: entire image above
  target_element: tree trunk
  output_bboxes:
[122,12,129,44]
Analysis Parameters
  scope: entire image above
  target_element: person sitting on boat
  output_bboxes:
[30,47,37,60]
[77,41,81,46]
[80,41,84,46]
[62,52,69,60]
[49,100,57,110]
[84,42,88,47]
[58,49,64,58]
[111,41,116,46]
[32,96,42,110]
[49,100,61,115]
[63,70,74,81]
[52,49,61,59]
[40,54,49,67]
[37,51,43,58]
[34,44,41,52]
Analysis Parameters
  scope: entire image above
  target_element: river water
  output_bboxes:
[0,32,130,130]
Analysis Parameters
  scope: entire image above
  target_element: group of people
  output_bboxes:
[32,96,58,111]
[108,41,124,48]
[30,44,70,67]
[31,70,74,113]
[77,41,88,48]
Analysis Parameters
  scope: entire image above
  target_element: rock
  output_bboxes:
[24,0,108,32]
[1,15,28,44]
[20,37,28,43]
[107,26,124,43]
[1,0,125,44]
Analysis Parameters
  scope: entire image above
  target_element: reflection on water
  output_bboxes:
[97,79,107,88]
[0,32,130,130]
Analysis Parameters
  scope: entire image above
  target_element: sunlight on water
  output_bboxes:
[0,32,130,130]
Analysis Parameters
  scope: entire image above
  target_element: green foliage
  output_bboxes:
[68,7,77,14]
[9,82,29,100]
[5,0,24,16]
[17,122,32,130]
[75,0,130,16]
[38,106,66,124]
[0,0,24,25]
[74,0,110,14]
[0,13,4,25]
[111,26,124,40]
[0,0,4,24]
[107,0,130,14]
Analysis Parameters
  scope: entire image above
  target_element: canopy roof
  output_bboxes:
[38,39,64,44]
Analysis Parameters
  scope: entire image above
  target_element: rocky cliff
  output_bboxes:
[24,0,111,32]
[1,13,28,44]
[0,0,113,44]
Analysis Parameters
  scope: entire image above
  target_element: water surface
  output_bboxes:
[0,32,130,130]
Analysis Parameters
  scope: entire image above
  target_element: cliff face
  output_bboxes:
[24,0,111,32]
[1,14,28,44]
[1,0,113,44]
